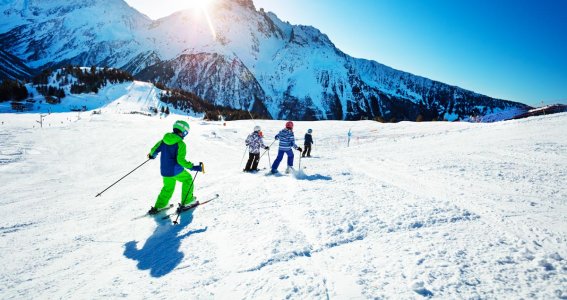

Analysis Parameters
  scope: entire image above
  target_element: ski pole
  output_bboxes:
[239,146,248,170]
[247,110,257,125]
[298,151,302,170]
[259,140,276,160]
[95,159,151,197]
[180,165,201,206]
[174,165,202,224]
[267,148,271,169]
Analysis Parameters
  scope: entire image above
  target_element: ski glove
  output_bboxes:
[190,163,203,172]
[297,147,303,152]
[148,154,156,159]
[264,146,270,150]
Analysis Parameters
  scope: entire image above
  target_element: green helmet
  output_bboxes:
[173,120,190,137]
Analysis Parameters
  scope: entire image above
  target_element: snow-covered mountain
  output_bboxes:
[0,48,33,80]
[0,67,259,121]
[0,72,173,115]
[0,0,531,120]
[0,0,150,69]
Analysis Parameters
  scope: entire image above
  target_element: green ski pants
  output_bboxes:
[154,170,194,209]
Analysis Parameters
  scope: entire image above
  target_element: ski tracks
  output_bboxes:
[342,138,566,298]
[200,150,367,298]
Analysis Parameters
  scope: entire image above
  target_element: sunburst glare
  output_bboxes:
[199,0,217,40]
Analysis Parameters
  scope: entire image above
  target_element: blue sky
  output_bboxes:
[126,0,567,106]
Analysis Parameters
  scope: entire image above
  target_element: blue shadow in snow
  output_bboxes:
[296,173,333,181]
[123,210,207,277]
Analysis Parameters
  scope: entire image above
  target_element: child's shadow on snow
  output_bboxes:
[123,210,207,277]
[295,172,332,181]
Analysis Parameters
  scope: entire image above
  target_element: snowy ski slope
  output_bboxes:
[0,106,566,298]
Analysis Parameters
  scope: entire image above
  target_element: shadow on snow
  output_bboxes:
[295,172,332,181]
[123,210,207,277]
[267,171,333,181]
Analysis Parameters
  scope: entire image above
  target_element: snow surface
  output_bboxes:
[0,96,566,298]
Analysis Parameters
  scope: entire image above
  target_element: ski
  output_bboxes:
[265,171,286,176]
[163,194,220,223]
[131,204,174,221]
[243,167,267,173]
[265,168,297,176]
[150,204,175,214]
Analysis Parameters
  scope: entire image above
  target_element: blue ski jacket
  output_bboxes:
[275,128,298,151]
[149,132,194,177]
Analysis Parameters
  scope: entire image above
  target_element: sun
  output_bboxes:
[187,0,217,40]
[194,0,212,10]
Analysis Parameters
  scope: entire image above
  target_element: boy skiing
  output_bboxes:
[147,120,203,215]
[271,121,302,174]
[302,129,314,157]
[244,125,269,172]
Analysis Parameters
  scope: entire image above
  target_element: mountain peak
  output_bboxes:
[1,0,531,121]
[234,0,255,10]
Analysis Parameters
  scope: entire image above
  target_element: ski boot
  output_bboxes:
[286,166,295,174]
[177,197,198,212]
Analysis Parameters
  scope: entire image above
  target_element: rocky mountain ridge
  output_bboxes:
[0,0,532,120]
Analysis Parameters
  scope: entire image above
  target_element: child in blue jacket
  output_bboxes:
[271,121,302,174]
[147,120,203,214]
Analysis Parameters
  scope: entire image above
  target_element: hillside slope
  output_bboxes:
[0,109,565,298]
[1,67,266,120]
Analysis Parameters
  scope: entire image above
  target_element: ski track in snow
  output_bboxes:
[0,111,566,299]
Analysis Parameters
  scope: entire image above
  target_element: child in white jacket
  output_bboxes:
[244,125,269,172]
